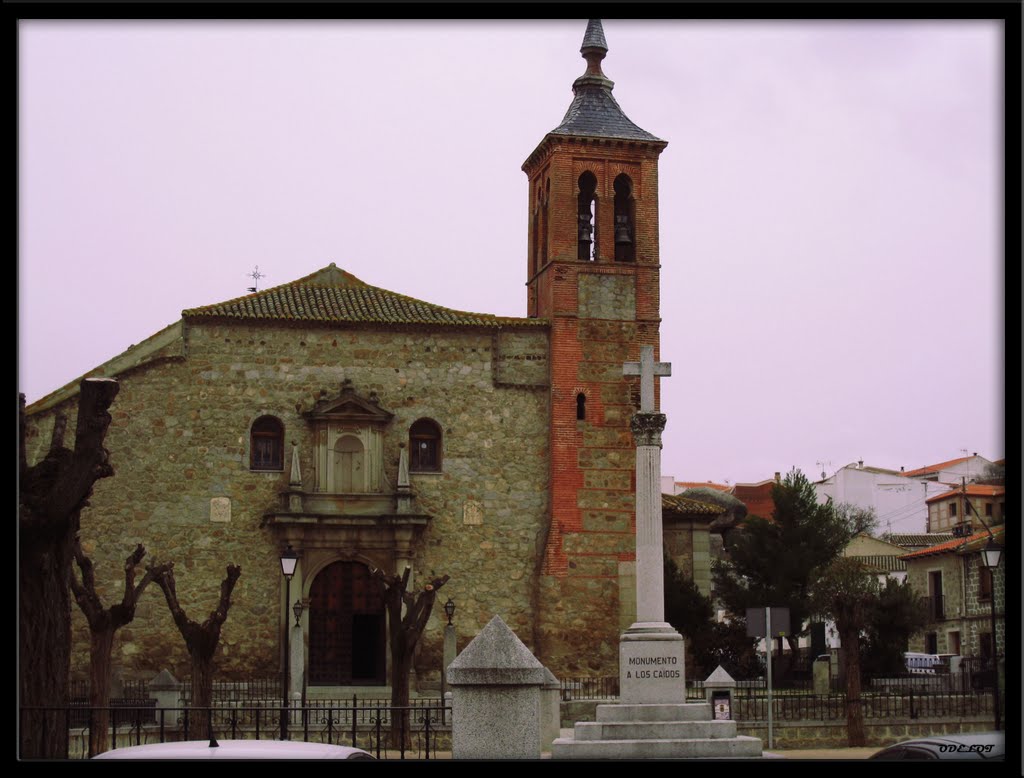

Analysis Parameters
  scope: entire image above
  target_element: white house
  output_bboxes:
[814,461,951,535]
[900,454,995,484]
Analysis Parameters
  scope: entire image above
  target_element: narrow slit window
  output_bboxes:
[576,393,587,420]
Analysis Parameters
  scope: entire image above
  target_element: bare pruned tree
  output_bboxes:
[371,567,449,743]
[19,379,119,759]
[148,562,242,740]
[70,540,155,756]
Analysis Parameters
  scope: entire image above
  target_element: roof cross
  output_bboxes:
[623,345,671,413]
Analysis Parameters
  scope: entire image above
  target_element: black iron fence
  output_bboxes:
[558,670,1000,723]
[730,689,994,722]
[20,701,451,761]
[559,677,619,700]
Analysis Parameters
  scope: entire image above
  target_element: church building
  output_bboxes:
[24,21,717,694]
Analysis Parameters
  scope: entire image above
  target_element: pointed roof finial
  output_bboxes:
[581,19,608,54]
[535,19,661,144]
[580,19,608,78]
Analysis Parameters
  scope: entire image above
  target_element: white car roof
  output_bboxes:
[92,739,374,760]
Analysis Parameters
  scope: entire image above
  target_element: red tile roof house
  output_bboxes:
[900,525,1005,662]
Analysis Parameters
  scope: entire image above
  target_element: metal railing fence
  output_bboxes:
[20,701,450,761]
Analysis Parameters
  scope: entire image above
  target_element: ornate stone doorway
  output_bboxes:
[308,561,386,686]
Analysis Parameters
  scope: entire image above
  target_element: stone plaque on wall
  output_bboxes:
[210,497,231,523]
[463,500,483,525]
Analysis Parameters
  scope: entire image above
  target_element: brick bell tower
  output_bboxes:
[523,20,668,674]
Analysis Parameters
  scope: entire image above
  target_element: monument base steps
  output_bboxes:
[552,702,764,760]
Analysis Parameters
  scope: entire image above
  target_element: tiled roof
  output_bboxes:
[662,493,726,516]
[849,555,908,573]
[183,264,546,329]
[882,533,954,549]
[899,526,1004,561]
[956,525,1006,555]
[676,481,732,493]
[901,456,973,477]
[551,87,662,142]
[731,483,776,521]
[548,19,662,143]
[925,485,1005,504]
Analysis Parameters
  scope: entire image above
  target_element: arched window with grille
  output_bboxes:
[409,418,442,472]
[578,171,598,261]
[250,415,284,471]
[614,173,636,262]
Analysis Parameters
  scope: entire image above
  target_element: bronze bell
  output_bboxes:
[578,220,593,242]
[615,222,632,244]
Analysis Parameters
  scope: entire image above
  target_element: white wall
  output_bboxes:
[816,464,949,535]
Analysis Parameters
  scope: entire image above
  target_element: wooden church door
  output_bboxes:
[308,561,386,686]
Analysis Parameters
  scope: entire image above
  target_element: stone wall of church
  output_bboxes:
[24,320,550,688]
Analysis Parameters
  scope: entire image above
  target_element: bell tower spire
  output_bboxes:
[525,20,670,673]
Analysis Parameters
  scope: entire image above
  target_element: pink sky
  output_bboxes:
[18,20,1005,524]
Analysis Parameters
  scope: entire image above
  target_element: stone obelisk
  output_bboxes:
[619,345,684,703]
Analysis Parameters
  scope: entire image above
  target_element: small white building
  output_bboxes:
[900,454,995,484]
[814,461,950,535]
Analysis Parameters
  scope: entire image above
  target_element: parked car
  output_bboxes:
[869,732,1004,761]
[92,738,376,760]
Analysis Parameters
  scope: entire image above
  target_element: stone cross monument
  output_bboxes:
[619,345,685,703]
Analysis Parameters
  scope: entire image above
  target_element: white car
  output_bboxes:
[92,738,376,760]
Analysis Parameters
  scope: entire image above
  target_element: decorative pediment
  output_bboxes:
[304,384,394,426]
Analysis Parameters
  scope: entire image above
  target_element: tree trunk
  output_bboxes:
[390,650,413,748]
[189,651,214,741]
[147,562,240,742]
[88,628,115,756]
[18,534,74,759]
[371,568,448,747]
[19,380,119,759]
[840,626,866,747]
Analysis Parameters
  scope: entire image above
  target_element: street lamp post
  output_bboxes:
[980,540,1002,731]
[279,545,298,740]
[442,597,456,701]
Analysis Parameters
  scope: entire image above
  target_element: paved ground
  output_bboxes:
[380,746,883,760]
[764,748,879,759]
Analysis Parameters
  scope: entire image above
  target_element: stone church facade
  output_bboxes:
[24,21,709,693]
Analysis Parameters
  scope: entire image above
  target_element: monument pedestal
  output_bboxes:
[619,622,685,704]
[553,345,763,758]
[553,623,763,759]
[551,701,764,759]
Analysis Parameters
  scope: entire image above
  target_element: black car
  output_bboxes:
[869,732,1004,761]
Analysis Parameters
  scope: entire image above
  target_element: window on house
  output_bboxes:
[979,566,993,601]
[409,419,442,472]
[576,393,587,421]
[250,416,284,471]
[925,632,938,654]
[928,571,944,620]
[985,502,993,516]
[948,631,961,656]
[979,632,993,660]
[949,502,957,517]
